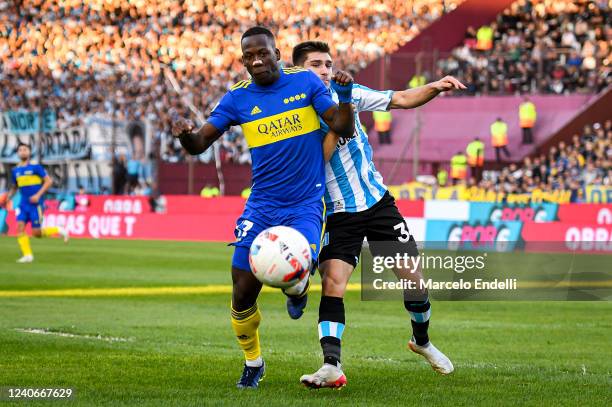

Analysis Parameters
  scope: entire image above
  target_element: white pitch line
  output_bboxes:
[14,328,133,343]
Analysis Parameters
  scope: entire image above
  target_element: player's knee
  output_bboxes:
[231,268,260,311]
[32,229,42,238]
[320,260,352,297]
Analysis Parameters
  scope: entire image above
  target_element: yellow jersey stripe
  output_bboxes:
[240,105,320,148]
[16,175,42,187]
[230,80,247,90]
[230,80,252,90]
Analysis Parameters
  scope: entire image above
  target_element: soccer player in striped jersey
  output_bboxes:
[3,143,69,263]
[292,41,466,389]
[171,27,356,389]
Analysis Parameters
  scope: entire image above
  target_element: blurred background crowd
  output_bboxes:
[477,120,612,202]
[437,0,610,95]
[0,0,461,167]
[0,0,609,198]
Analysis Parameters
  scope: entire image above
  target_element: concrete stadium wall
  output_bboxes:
[369,94,595,184]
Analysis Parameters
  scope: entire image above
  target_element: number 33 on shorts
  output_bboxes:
[393,221,411,243]
[235,220,254,241]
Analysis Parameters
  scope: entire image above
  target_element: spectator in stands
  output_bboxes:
[112,153,127,195]
[126,156,142,193]
[442,0,610,96]
[75,186,89,212]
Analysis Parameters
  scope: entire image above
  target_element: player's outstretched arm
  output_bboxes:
[171,119,223,155]
[320,70,355,139]
[388,76,466,110]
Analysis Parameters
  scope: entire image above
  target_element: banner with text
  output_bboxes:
[0,126,89,163]
[0,110,57,134]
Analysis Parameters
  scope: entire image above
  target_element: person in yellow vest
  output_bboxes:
[373,110,392,145]
[519,97,537,144]
[200,184,220,198]
[450,151,468,184]
[409,73,426,89]
[241,187,251,199]
[476,25,493,51]
[466,137,484,181]
[490,117,510,163]
[437,168,448,186]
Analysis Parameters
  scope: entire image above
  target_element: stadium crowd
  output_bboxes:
[0,0,461,165]
[475,120,612,202]
[438,0,610,95]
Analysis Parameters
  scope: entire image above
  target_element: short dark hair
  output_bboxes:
[292,41,330,66]
[241,26,275,43]
[17,142,31,150]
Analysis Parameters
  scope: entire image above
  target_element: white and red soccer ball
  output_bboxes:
[249,226,311,288]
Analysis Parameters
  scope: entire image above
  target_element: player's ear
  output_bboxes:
[275,48,280,61]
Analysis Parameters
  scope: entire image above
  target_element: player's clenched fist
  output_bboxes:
[171,117,195,138]
[330,69,354,103]
[331,70,353,86]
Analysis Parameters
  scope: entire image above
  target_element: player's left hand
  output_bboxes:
[430,76,466,92]
[29,195,40,204]
[330,70,354,103]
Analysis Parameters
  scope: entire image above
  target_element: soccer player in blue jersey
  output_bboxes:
[171,27,356,389]
[292,41,466,388]
[3,143,69,263]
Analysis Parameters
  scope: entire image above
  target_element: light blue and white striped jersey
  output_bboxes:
[323,84,393,214]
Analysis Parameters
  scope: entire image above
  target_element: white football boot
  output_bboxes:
[300,363,347,389]
[59,227,70,243]
[17,255,34,263]
[408,340,454,375]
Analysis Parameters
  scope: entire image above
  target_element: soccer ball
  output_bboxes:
[249,226,312,288]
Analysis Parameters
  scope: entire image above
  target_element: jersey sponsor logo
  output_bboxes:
[241,106,320,148]
[250,106,262,115]
[16,174,42,187]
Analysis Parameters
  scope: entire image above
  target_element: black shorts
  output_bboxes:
[319,192,419,268]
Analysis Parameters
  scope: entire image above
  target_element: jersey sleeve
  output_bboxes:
[10,169,16,185]
[352,84,393,112]
[308,71,336,116]
[207,91,238,133]
[35,165,47,178]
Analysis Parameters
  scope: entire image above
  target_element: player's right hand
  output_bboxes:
[330,70,354,103]
[171,114,195,138]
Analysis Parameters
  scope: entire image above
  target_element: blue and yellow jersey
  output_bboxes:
[11,162,47,207]
[208,68,336,209]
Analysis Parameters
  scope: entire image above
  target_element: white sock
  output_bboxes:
[245,356,263,367]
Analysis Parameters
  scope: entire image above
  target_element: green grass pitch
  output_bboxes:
[0,237,610,406]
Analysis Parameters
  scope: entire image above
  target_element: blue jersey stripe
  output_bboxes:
[329,152,357,211]
[358,125,388,197]
[347,140,376,209]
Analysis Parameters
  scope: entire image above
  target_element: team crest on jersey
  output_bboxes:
[250,106,262,115]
